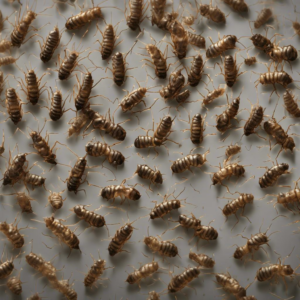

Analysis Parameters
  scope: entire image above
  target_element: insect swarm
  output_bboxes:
[126,0,148,31]
[84,256,108,288]
[254,8,273,29]
[168,266,201,293]
[206,35,238,59]
[259,162,289,188]
[0,217,25,248]
[283,90,300,117]
[126,260,159,286]
[187,54,205,87]
[189,251,215,268]
[7,274,22,295]
[168,20,189,59]
[197,1,226,23]
[222,0,248,12]
[144,235,179,258]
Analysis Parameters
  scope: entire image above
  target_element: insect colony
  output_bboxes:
[0,0,299,299]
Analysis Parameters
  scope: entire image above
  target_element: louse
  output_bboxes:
[144,235,179,258]
[187,31,206,49]
[85,140,125,166]
[55,279,77,300]
[200,85,226,107]
[0,217,25,248]
[159,69,185,100]
[283,89,300,118]
[126,0,148,31]
[216,95,240,133]
[47,88,72,121]
[171,149,209,173]
[189,251,215,268]
[259,162,289,188]
[47,189,66,210]
[2,191,35,213]
[150,0,166,27]
[7,275,22,295]
[254,8,273,29]
[168,266,201,293]
[221,193,254,228]
[222,0,248,12]
[206,35,238,59]
[126,260,159,286]
[133,164,163,187]
[5,88,23,125]
[197,1,226,23]
[168,20,189,59]
[187,54,205,87]
[84,256,108,288]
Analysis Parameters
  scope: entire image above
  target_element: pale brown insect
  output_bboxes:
[215,272,246,299]
[259,163,289,188]
[283,89,300,118]
[268,45,298,63]
[200,85,226,107]
[206,35,237,59]
[216,96,240,133]
[222,0,248,12]
[187,54,204,87]
[0,71,5,95]
[66,155,87,194]
[0,218,24,248]
[212,162,246,186]
[198,2,226,23]
[275,179,300,212]
[168,20,189,59]
[85,140,125,166]
[47,190,65,210]
[43,215,80,251]
[55,279,77,300]
[7,275,22,295]
[254,8,273,29]
[176,214,202,230]
[160,69,185,100]
[134,164,163,186]
[4,192,35,213]
[5,88,23,125]
[0,131,5,158]
[244,102,265,137]
[0,248,19,279]
[24,171,46,189]
[144,235,179,257]
[147,291,161,300]
[47,88,72,121]
[0,39,13,53]
[224,144,241,159]
[27,293,43,300]
[175,89,190,104]
[150,0,166,27]
[187,31,206,49]
[244,56,257,66]
[250,32,274,54]
[171,149,209,173]
[126,0,148,31]
[84,257,107,288]
[189,251,215,268]
[126,261,159,286]
[168,266,201,293]
[195,223,219,241]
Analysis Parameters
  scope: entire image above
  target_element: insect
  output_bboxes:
[0,248,20,279]
[222,0,248,12]
[5,88,23,125]
[55,279,77,300]
[244,55,257,66]
[27,293,43,300]
[0,54,24,67]
[3,191,35,213]
[47,190,65,210]
[144,235,179,257]
[85,140,125,166]
[244,101,265,138]
[108,222,134,256]
[254,8,273,29]
[147,291,161,300]
[216,95,240,133]
[221,193,254,228]
[223,143,241,160]
[275,179,300,212]
[198,2,226,23]
[74,72,95,111]
[126,0,148,31]
[200,85,226,108]
[100,181,141,204]
[156,12,178,31]
[283,89,300,118]
[126,260,159,286]
[171,149,209,173]
[47,88,72,121]
[189,251,215,268]
[250,31,274,54]
[168,266,201,293]
[7,275,22,295]
[0,39,13,53]
[134,164,163,187]
[206,35,238,59]
[0,71,6,96]
[84,256,107,288]
[43,215,80,251]
[160,69,185,100]
[39,26,63,63]
[150,0,166,27]
[168,20,189,59]
[264,117,295,155]
[187,54,204,87]
[0,131,5,158]
[259,162,289,188]
[215,272,246,299]
[187,31,206,49]
[23,171,46,189]
[268,45,298,63]
[195,223,219,241]
[0,218,24,248]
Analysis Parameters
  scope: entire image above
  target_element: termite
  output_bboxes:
[0,217,25,248]
[283,89,300,118]
[133,164,163,187]
[47,189,66,210]
[197,1,226,23]
[85,140,125,166]
[254,8,273,29]
[200,85,226,108]
[7,274,22,295]
[160,69,185,100]
[168,20,189,59]
[187,54,205,87]
[84,256,109,288]
[150,0,166,27]
[171,149,209,173]
[259,162,289,188]
[187,31,206,49]
[2,191,35,213]
[126,0,148,31]
[189,251,215,268]
[144,235,179,257]
[206,35,238,59]
[222,0,248,12]
[5,87,23,125]
[47,88,72,121]
[168,266,201,293]
[126,260,159,287]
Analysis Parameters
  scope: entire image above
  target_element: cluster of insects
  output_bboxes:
[0,0,300,299]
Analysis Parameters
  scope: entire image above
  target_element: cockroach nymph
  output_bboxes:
[222,0,248,12]
[150,0,166,27]
[0,217,25,248]
[84,256,108,288]
[168,20,189,59]
[134,164,163,186]
[0,53,24,67]
[187,54,204,87]
[47,88,72,121]
[206,35,238,59]
[250,31,274,54]
[259,162,289,188]
[224,143,241,160]
[244,100,265,138]
[197,2,226,23]
[189,251,215,268]
[168,267,201,293]
[268,45,298,63]
[126,0,148,31]
[47,190,65,210]
[0,248,21,279]
[195,223,219,241]
[144,235,179,257]
[200,85,226,107]
[160,69,185,100]
[3,191,35,213]
[23,171,46,189]
[275,179,300,212]
[5,88,23,125]
[283,89,300,118]
[187,31,206,49]
[7,275,22,295]
[254,8,273,29]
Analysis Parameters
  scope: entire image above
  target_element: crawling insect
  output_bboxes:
[195,223,219,241]
[176,90,191,106]
[160,69,185,100]
[55,279,77,300]
[212,162,246,186]
[220,55,245,88]
[147,291,161,300]
[0,131,5,158]
[198,2,226,23]
[283,90,300,118]
[0,54,24,67]
[84,257,107,288]
[47,190,65,210]
[0,249,20,279]
[222,0,248,12]
[216,95,240,133]
[187,31,206,49]
[259,163,289,188]
[47,88,72,121]
[108,222,134,256]
[268,45,298,63]
[206,35,238,59]
[126,0,148,31]
[0,71,6,95]
[168,266,201,293]
[187,54,204,87]
[189,251,215,268]
[244,102,265,137]
[200,85,226,107]
[176,214,202,230]
[5,88,23,125]
[44,215,80,251]
[7,275,22,295]
[250,32,274,54]
[144,235,179,257]
[168,20,189,59]
[215,272,246,299]
[0,218,24,248]
[85,140,125,166]
[0,39,13,53]
[171,150,209,173]
[66,155,87,194]
[23,171,46,189]
[224,143,241,159]
[134,164,163,186]
[4,191,35,213]
[156,12,178,31]
[150,0,166,27]
[254,8,273,29]
[126,261,159,286]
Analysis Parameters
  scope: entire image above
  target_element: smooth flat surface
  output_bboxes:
[0,0,300,299]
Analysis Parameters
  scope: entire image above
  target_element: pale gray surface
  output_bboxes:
[0,0,300,299]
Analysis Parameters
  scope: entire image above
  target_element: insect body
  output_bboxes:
[0,39,12,53]
[187,54,204,87]
[111,52,126,86]
[206,35,237,59]
[120,87,147,112]
[5,88,23,125]
[147,291,160,300]
[48,90,70,121]
[169,20,189,59]
[126,0,146,31]
[72,205,106,228]
[3,153,28,186]
[222,55,244,88]
[84,259,106,287]
[0,256,14,279]
[199,4,226,23]
[212,162,245,185]
[259,163,289,188]
[23,172,46,189]
[40,26,61,63]
[216,273,246,298]
[201,86,225,107]
[7,276,22,295]
[48,190,65,210]
[268,45,298,63]
[276,183,300,211]
[254,8,273,29]
[153,115,174,145]
[283,90,300,118]
[168,267,201,293]
[244,56,257,66]
[160,69,185,100]
[224,144,241,159]
[244,105,264,136]
[195,224,219,240]
[250,33,273,54]
[144,236,179,257]
[68,106,93,137]
[135,164,163,185]
[144,43,167,79]
[150,0,166,27]
[58,51,79,80]
[189,251,215,268]
[28,293,43,300]
[56,279,77,300]
[66,157,87,194]
[12,192,34,213]
[126,261,159,285]
[222,0,248,12]
[0,220,24,248]
[74,72,94,111]
[150,199,180,219]
[0,55,23,66]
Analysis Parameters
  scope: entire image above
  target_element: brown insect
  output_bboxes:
[244,100,265,138]
[144,235,179,257]
[0,71,6,96]
[254,8,273,29]
[168,20,189,59]
[195,223,219,241]
[85,140,125,166]
[187,31,206,49]
[0,248,20,279]
[0,39,13,53]
[27,293,43,300]
[268,45,298,63]
[0,217,25,248]
[150,0,166,27]
[215,272,246,299]
[47,189,66,210]
[259,162,289,188]
[200,85,226,107]
[0,131,5,158]
[147,291,161,300]
[171,149,209,173]
[126,260,159,286]
[175,89,190,105]
[47,88,72,121]
[275,179,300,212]
[108,222,135,256]
[5,88,23,125]
[23,171,46,189]
[55,279,77,300]
[126,0,148,31]
[187,54,205,87]
[206,35,238,59]
[156,12,179,31]
[84,256,108,288]
[7,275,22,295]
[0,54,24,67]
[244,55,257,66]
[133,164,163,187]
[216,95,240,133]
[43,215,80,251]
[250,31,274,54]
[283,89,300,118]
[223,143,241,160]
[189,251,215,268]
[222,0,248,12]
[198,2,226,23]
[160,69,185,100]
[168,266,201,293]
[3,191,35,213]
